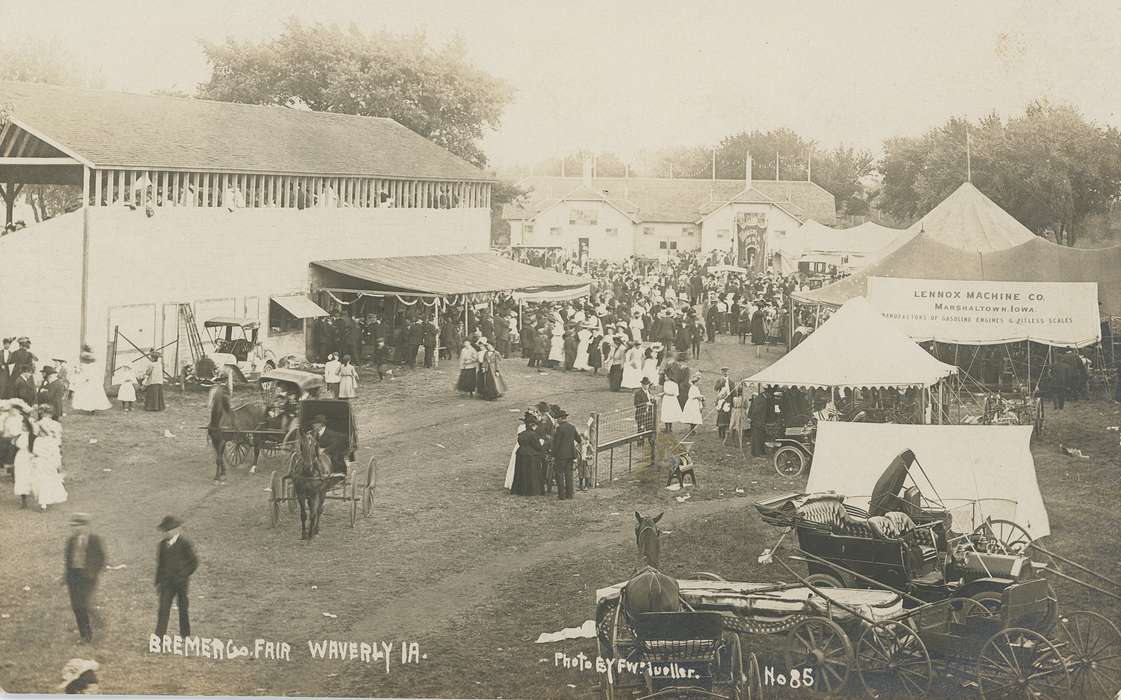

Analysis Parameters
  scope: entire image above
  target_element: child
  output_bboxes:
[323,353,341,397]
[32,405,67,512]
[115,364,137,411]
[372,338,389,380]
[716,391,732,441]
[577,427,593,491]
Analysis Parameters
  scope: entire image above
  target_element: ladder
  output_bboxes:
[178,303,207,366]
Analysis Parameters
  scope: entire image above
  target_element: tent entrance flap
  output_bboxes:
[272,295,329,319]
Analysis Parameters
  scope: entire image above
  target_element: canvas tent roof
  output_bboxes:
[806,423,1050,538]
[744,297,957,389]
[794,232,1121,315]
[903,182,1036,252]
[312,254,588,297]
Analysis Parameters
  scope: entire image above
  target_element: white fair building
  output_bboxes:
[0,81,496,369]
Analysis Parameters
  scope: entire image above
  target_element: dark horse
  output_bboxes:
[622,511,681,619]
[206,386,271,481]
[290,429,336,540]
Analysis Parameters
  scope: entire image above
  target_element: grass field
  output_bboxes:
[0,336,1118,699]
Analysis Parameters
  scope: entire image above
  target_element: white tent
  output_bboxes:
[746,297,958,389]
[806,422,1050,538]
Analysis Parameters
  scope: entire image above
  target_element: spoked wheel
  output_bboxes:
[856,620,932,698]
[743,651,763,700]
[976,627,1071,700]
[805,573,845,589]
[784,617,853,694]
[224,439,248,467]
[720,633,746,699]
[773,446,806,478]
[362,457,377,517]
[348,478,358,528]
[285,452,298,513]
[1055,610,1121,698]
[267,470,281,528]
[973,519,1033,555]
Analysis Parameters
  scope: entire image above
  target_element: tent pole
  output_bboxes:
[434,299,440,369]
[938,381,944,424]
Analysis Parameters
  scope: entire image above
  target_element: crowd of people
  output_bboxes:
[505,402,589,499]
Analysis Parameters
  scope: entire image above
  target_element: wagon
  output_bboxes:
[210,369,327,469]
[204,317,278,381]
[266,399,377,529]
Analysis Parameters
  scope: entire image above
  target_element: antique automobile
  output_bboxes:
[204,317,279,382]
[754,450,1059,630]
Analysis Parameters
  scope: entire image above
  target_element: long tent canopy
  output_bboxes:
[745,297,957,389]
[794,183,1121,316]
[313,253,589,300]
[807,422,1050,538]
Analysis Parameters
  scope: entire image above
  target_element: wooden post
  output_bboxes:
[105,325,118,390]
[434,300,440,369]
[80,165,91,351]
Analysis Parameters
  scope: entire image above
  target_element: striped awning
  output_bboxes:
[313,254,587,297]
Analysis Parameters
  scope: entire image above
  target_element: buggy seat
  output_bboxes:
[796,494,876,538]
[797,496,940,567]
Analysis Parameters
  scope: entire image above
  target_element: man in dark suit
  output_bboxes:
[311,414,349,476]
[64,513,106,643]
[11,365,37,405]
[154,515,198,638]
[633,377,655,435]
[552,409,582,500]
[0,337,12,399]
[9,337,35,376]
[39,366,67,420]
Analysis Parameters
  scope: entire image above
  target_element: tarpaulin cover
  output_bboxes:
[271,295,329,319]
[313,254,586,296]
[807,422,1050,538]
[744,297,957,389]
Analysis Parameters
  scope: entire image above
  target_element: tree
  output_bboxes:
[878,103,1121,244]
[199,20,512,167]
[715,128,816,180]
[812,146,876,214]
[490,180,527,246]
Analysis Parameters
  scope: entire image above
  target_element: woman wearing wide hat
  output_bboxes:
[141,349,165,411]
[71,346,111,414]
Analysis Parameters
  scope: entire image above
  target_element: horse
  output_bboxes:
[206,385,271,481]
[289,429,335,541]
[622,511,681,621]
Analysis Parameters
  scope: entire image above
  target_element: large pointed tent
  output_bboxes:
[793,183,1121,315]
[745,297,958,389]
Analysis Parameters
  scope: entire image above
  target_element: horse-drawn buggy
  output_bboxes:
[266,398,376,536]
[203,317,279,382]
[206,369,326,477]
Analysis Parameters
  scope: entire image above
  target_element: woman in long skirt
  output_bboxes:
[642,347,660,386]
[478,342,506,400]
[573,326,592,371]
[660,380,682,432]
[141,350,165,412]
[31,409,67,511]
[456,340,478,396]
[607,338,626,391]
[510,415,545,496]
[72,347,112,414]
[337,355,359,399]
[548,324,565,368]
[12,416,34,508]
[621,342,643,390]
[588,334,604,375]
[681,376,705,430]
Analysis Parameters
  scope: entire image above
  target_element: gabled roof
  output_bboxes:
[0,80,491,181]
[798,219,905,255]
[745,297,957,389]
[506,176,837,225]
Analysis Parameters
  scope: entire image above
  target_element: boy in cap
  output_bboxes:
[39,365,66,420]
[154,515,198,638]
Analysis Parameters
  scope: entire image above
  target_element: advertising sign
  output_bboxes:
[866,277,1101,347]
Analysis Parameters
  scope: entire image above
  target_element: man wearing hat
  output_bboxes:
[39,365,66,420]
[9,337,36,377]
[154,515,198,638]
[310,414,349,477]
[552,408,582,500]
[0,337,12,399]
[633,377,655,435]
[713,367,732,401]
[64,513,106,643]
[11,364,36,406]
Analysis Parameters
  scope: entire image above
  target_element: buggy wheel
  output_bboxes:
[224,439,248,467]
[805,573,845,589]
[974,519,1034,555]
[1055,610,1121,698]
[785,617,853,694]
[774,446,806,477]
[856,620,932,698]
[721,632,746,699]
[285,452,299,513]
[596,629,616,700]
[976,627,1070,699]
[744,651,763,700]
[268,470,282,528]
[363,457,377,517]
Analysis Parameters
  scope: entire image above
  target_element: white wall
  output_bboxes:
[520,201,636,260]
[634,222,702,259]
[700,203,803,265]
[1,205,490,366]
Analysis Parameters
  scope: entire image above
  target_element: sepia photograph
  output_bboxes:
[0,1,1120,698]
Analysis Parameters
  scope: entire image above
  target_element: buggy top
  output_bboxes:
[259,369,326,395]
[204,317,260,330]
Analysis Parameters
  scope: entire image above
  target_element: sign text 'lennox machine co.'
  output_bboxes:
[866,277,1101,347]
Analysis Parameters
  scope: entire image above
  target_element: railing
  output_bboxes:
[589,401,657,485]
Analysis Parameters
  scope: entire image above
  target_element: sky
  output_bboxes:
[3,0,1120,168]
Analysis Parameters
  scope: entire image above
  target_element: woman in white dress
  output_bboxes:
[9,409,34,508]
[660,380,682,432]
[621,342,643,389]
[71,351,111,414]
[681,376,705,428]
[642,347,660,386]
[573,325,592,371]
[548,322,565,368]
[31,410,67,511]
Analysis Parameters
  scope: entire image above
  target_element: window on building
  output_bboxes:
[643,226,655,236]
[659,241,668,249]
[716,229,729,239]
[550,227,562,237]
[683,227,695,237]
[525,223,534,235]
[269,299,302,334]
[569,208,597,225]
[670,241,678,250]
[605,227,618,237]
